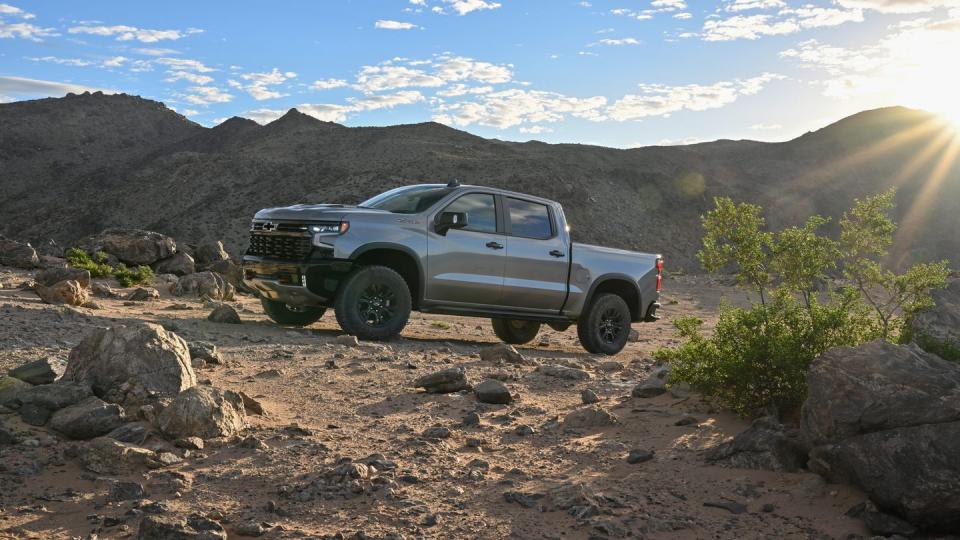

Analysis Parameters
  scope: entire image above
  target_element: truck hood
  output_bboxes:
[254,204,388,221]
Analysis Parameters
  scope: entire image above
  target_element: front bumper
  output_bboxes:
[242,257,353,307]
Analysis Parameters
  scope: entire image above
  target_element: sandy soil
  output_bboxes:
[0,268,869,539]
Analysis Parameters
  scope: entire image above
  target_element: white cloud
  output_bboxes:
[410,0,427,5]
[674,12,693,19]
[166,70,214,84]
[702,7,863,41]
[273,91,425,124]
[28,55,128,69]
[591,37,641,46]
[184,86,233,105]
[607,73,784,120]
[297,104,352,122]
[234,68,297,100]
[375,20,419,30]
[0,3,33,18]
[444,0,502,15]
[353,55,511,94]
[520,125,553,134]
[348,90,425,111]
[132,47,179,56]
[0,75,111,98]
[652,0,687,9]
[355,65,445,93]
[243,108,285,124]
[433,55,512,83]
[611,8,656,20]
[436,84,493,96]
[181,108,200,116]
[434,89,607,128]
[156,57,215,73]
[311,78,348,90]
[725,0,786,11]
[837,0,960,13]
[102,56,127,68]
[0,21,57,41]
[68,25,202,43]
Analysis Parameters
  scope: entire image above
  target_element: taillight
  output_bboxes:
[656,257,663,292]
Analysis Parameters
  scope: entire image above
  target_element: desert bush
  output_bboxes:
[114,263,154,287]
[657,189,950,416]
[65,248,114,278]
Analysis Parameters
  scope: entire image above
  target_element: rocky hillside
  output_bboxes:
[1,93,958,269]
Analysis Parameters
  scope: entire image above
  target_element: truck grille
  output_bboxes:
[246,234,312,260]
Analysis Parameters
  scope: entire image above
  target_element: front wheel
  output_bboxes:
[260,298,326,326]
[334,265,411,340]
[577,293,631,355]
[491,319,541,344]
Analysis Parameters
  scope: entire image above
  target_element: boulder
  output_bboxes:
[75,228,177,266]
[35,267,91,288]
[1,420,17,445]
[563,406,618,429]
[153,252,196,276]
[537,364,591,380]
[171,272,235,301]
[413,367,470,393]
[91,281,118,298]
[137,514,227,540]
[802,340,960,445]
[35,280,90,306]
[17,382,92,412]
[80,437,157,474]
[802,340,960,533]
[207,304,241,324]
[706,416,808,472]
[474,379,512,404]
[63,323,196,404]
[8,357,66,385]
[480,343,531,365]
[0,376,32,406]
[127,287,161,302]
[909,279,960,361]
[207,259,246,292]
[0,236,39,268]
[105,422,150,444]
[157,386,247,440]
[194,240,230,269]
[48,396,126,439]
[188,342,223,366]
[632,366,670,398]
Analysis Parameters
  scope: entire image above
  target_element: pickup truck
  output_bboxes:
[242,181,662,355]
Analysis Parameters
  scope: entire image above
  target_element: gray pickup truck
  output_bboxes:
[242,182,662,355]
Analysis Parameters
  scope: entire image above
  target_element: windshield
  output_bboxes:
[360,185,454,214]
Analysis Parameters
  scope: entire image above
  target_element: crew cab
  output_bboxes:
[242,182,662,355]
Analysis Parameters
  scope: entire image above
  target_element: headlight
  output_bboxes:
[311,221,349,248]
[309,223,341,234]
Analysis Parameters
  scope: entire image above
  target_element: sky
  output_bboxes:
[1,0,959,147]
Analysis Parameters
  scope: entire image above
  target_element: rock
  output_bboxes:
[75,229,176,266]
[0,420,17,445]
[48,396,126,440]
[0,236,39,268]
[422,426,452,439]
[81,437,156,474]
[137,514,227,540]
[479,343,530,365]
[627,328,641,342]
[848,501,919,537]
[474,379,512,404]
[537,364,591,380]
[105,422,150,444]
[515,424,535,436]
[234,521,265,537]
[802,340,960,532]
[632,366,670,398]
[207,304,241,324]
[462,412,481,426]
[17,382,92,412]
[675,415,698,426]
[563,406,618,429]
[92,281,118,298]
[0,376,32,406]
[63,323,196,404]
[35,279,89,306]
[108,480,145,501]
[35,267,91,288]
[504,490,544,509]
[626,448,655,464]
[704,500,747,514]
[175,436,205,450]
[171,272,235,301]
[909,279,960,361]
[207,259,246,292]
[239,391,265,415]
[706,416,808,472]
[157,386,247,440]
[153,252,196,276]
[8,358,67,385]
[413,367,470,394]
[193,240,230,269]
[19,403,50,426]
[127,287,161,302]
[581,389,600,404]
[189,342,223,367]
[335,334,359,346]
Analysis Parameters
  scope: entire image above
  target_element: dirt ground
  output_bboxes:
[0,268,869,539]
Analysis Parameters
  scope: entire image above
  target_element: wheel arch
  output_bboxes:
[350,243,424,309]
[584,274,642,322]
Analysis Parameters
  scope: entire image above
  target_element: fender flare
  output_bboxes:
[582,273,643,321]
[348,242,426,305]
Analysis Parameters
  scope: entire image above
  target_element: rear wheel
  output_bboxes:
[260,298,326,327]
[577,293,631,355]
[334,265,411,340]
[491,319,542,344]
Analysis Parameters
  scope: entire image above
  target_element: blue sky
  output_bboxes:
[1,0,959,147]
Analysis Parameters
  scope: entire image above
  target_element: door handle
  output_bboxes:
[486,241,504,250]
[549,250,566,258]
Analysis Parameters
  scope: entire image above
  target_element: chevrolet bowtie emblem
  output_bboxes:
[262,222,276,231]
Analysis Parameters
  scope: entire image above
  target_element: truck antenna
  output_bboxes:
[447,179,461,188]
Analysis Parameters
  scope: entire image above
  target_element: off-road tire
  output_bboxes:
[260,298,326,326]
[491,318,542,344]
[577,293,631,355]
[334,265,411,340]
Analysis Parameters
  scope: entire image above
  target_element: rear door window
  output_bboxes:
[507,198,553,239]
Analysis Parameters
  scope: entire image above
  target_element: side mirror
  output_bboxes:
[435,211,468,235]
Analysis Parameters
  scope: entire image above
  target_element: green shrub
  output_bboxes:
[114,263,154,287]
[65,248,114,278]
[658,190,950,416]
